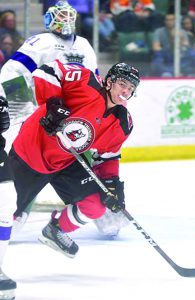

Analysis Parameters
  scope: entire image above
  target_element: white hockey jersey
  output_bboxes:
[0,32,98,88]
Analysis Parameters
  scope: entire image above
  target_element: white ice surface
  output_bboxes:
[3,160,195,300]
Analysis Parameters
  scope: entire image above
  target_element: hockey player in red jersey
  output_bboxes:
[9,62,140,258]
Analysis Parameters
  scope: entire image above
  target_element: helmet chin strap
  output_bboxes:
[107,82,117,106]
[123,93,133,101]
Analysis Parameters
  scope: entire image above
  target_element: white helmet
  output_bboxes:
[44,1,77,36]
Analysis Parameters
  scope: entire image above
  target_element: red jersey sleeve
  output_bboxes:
[33,60,63,106]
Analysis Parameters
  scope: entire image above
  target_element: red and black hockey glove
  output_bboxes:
[100,177,125,213]
[0,96,10,134]
[39,97,70,136]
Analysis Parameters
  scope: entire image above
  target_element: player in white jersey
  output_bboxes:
[0,2,98,87]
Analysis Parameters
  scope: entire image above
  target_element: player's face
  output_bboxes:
[106,78,136,108]
[54,9,76,34]
[56,9,75,24]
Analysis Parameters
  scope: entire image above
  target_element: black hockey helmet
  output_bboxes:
[105,62,140,88]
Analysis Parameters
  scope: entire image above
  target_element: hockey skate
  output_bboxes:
[0,269,16,300]
[39,213,79,258]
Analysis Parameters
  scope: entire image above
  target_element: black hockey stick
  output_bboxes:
[56,131,195,277]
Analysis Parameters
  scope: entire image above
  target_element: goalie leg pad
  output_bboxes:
[94,209,129,237]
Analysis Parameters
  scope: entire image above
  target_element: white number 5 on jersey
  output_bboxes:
[65,71,82,81]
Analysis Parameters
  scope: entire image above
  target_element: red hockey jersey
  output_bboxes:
[13,61,133,175]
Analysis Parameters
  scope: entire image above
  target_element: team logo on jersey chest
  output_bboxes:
[64,53,84,64]
[57,117,95,153]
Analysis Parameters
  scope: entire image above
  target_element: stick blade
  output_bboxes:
[175,266,195,277]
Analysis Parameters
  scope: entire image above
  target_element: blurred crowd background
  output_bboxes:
[0,0,195,77]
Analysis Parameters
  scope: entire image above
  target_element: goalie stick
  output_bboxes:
[56,131,195,277]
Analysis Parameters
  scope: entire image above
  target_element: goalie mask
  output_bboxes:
[105,63,140,89]
[44,1,77,37]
